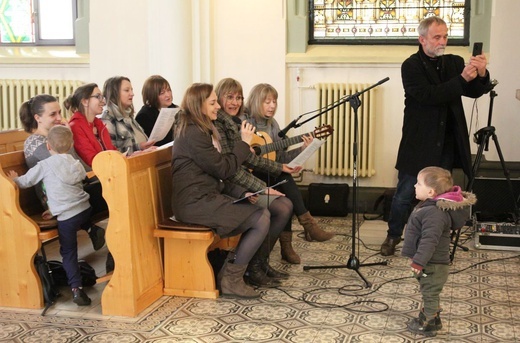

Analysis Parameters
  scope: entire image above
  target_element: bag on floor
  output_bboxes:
[364,188,395,222]
[34,255,60,315]
[308,183,349,217]
[48,260,98,287]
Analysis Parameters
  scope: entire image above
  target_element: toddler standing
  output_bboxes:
[401,166,476,337]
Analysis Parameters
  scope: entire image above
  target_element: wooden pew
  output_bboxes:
[0,151,59,309]
[0,150,109,310]
[93,148,240,315]
[92,149,168,317]
[0,129,29,154]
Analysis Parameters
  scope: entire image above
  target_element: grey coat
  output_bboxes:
[171,121,263,237]
[401,191,477,267]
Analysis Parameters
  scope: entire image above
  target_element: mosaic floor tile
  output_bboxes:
[1,217,519,342]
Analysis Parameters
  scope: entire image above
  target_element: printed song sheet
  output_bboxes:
[287,139,326,168]
[147,107,180,143]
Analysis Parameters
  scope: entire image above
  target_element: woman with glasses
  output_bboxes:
[66,83,117,167]
[136,75,178,147]
[214,78,303,271]
[101,76,156,155]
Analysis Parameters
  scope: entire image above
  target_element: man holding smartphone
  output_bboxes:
[380,16,491,258]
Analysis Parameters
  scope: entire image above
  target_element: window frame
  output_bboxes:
[0,0,76,46]
[308,0,471,46]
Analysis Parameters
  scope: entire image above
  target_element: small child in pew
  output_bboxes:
[8,125,95,306]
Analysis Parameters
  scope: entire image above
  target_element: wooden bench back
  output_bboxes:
[0,129,29,154]
[0,151,45,309]
[92,148,171,317]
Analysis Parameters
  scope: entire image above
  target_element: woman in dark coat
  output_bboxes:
[171,83,269,299]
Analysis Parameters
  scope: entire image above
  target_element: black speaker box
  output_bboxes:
[471,177,520,221]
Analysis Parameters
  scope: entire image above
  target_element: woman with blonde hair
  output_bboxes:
[242,83,335,243]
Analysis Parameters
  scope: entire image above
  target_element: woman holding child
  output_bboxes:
[19,94,110,272]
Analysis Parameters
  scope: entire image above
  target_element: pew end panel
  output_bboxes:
[0,129,29,154]
[93,150,165,317]
[0,151,44,309]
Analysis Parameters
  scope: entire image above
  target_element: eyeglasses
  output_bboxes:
[90,94,106,102]
[225,95,244,102]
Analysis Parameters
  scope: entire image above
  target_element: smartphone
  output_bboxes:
[472,42,483,56]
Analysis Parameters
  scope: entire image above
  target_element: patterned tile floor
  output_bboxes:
[1,216,520,342]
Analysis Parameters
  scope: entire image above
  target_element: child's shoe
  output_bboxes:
[72,287,91,306]
[407,312,439,337]
[88,225,106,251]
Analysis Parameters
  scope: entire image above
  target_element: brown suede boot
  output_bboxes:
[297,212,335,242]
[220,262,260,298]
[279,231,301,264]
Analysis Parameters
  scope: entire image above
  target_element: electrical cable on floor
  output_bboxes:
[265,231,520,313]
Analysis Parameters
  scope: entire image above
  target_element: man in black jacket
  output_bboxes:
[381,16,491,256]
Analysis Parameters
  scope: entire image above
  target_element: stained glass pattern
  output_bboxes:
[0,0,33,43]
[310,0,468,44]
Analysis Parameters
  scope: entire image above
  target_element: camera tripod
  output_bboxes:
[302,79,389,288]
[451,81,520,261]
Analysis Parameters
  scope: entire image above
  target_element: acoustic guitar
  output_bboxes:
[250,124,333,161]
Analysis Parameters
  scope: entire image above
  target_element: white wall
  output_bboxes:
[1,0,519,189]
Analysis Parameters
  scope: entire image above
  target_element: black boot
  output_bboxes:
[245,258,281,288]
[261,260,289,279]
[407,311,440,337]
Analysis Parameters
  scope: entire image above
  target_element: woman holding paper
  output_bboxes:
[136,75,179,147]
[242,83,335,243]
[215,78,306,266]
[66,83,117,167]
[172,83,282,298]
[101,76,156,154]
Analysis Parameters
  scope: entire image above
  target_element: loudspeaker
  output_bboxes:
[471,177,520,222]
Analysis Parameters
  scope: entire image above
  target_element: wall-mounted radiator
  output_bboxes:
[0,79,84,131]
[314,83,376,177]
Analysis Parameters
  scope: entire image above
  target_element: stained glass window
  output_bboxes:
[309,0,469,45]
[0,0,75,45]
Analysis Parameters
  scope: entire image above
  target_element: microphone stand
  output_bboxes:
[303,78,389,288]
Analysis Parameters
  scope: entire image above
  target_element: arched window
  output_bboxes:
[309,0,469,45]
[0,0,76,45]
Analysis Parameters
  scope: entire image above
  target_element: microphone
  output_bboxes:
[231,116,263,137]
[278,118,298,138]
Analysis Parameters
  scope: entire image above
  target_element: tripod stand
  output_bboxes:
[453,81,520,259]
[303,79,389,288]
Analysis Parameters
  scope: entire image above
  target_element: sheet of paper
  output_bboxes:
[157,141,174,150]
[287,139,326,168]
[147,107,180,143]
[232,179,288,204]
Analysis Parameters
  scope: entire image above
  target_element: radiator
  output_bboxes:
[0,79,84,131]
[314,82,376,177]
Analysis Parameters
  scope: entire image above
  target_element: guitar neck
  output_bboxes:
[258,133,311,156]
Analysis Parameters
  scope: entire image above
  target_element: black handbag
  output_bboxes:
[308,183,349,217]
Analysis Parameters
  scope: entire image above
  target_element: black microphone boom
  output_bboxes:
[278,118,298,138]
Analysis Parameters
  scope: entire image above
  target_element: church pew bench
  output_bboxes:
[0,129,29,154]
[93,148,240,314]
[0,150,108,309]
